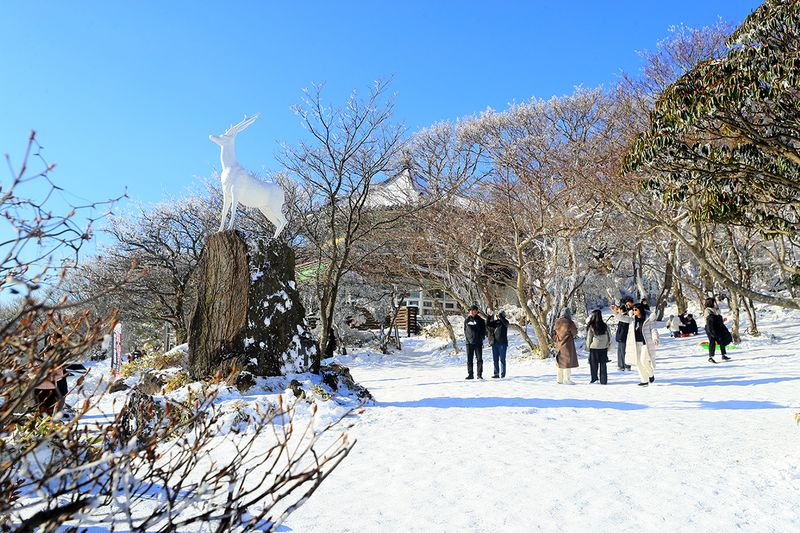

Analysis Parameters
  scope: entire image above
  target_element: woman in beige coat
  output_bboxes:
[611,302,659,386]
[553,308,579,384]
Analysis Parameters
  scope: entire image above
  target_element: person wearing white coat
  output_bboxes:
[666,315,682,337]
[611,302,660,386]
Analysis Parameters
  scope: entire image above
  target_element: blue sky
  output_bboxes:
[1,1,761,214]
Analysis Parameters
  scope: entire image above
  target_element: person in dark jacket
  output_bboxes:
[464,305,486,379]
[486,308,509,378]
[679,313,699,335]
[703,297,732,363]
[615,297,634,371]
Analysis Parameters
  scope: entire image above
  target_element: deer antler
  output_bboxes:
[224,113,261,136]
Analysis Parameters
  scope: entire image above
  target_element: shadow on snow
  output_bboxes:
[659,376,800,387]
[376,396,649,410]
[682,400,789,410]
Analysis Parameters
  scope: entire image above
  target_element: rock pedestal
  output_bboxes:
[188,231,316,379]
[243,237,317,375]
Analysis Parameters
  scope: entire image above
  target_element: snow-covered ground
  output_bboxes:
[285,310,800,532]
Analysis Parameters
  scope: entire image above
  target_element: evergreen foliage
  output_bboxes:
[625,0,800,237]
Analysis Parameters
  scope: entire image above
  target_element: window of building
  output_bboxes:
[445,303,455,309]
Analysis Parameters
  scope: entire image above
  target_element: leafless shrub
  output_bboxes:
[1,135,355,532]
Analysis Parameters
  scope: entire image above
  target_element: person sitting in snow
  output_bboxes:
[464,305,486,380]
[666,315,682,337]
[679,314,699,336]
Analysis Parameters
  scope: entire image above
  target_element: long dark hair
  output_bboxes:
[587,309,608,335]
[632,303,649,324]
[704,297,717,309]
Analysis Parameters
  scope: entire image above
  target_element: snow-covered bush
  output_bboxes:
[119,345,188,378]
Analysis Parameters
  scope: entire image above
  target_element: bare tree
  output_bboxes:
[282,81,404,372]
[72,193,218,344]
[455,88,624,356]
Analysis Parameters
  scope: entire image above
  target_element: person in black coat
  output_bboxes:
[486,308,509,378]
[615,297,634,371]
[464,305,486,379]
[703,297,732,363]
[679,313,699,335]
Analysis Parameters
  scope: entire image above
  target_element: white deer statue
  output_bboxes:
[210,113,287,238]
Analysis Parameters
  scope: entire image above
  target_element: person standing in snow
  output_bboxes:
[486,308,509,378]
[464,305,486,380]
[703,297,732,363]
[553,308,579,384]
[615,297,634,371]
[611,302,659,386]
[586,309,613,385]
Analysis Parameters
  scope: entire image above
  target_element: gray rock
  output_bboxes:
[109,380,129,393]
[242,237,317,376]
[119,388,194,442]
[320,363,373,401]
[234,370,256,392]
[138,371,166,395]
[288,379,305,400]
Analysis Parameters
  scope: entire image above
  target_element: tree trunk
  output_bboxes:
[511,263,543,356]
[729,291,741,343]
[188,232,316,379]
[173,291,188,344]
[433,299,458,354]
[528,318,551,359]
[187,231,250,379]
[174,322,187,345]
[655,242,676,321]
[634,243,647,301]
[508,323,538,356]
[316,273,339,374]
[744,298,760,336]
[674,278,688,315]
